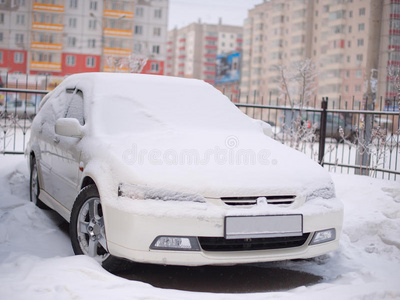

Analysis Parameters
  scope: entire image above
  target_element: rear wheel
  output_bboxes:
[30,157,47,209]
[69,184,132,273]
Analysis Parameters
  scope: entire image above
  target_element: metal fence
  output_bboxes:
[1,73,399,180]
[0,73,50,154]
[230,91,400,181]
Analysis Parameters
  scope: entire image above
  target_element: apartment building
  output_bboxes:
[166,20,243,84]
[0,0,168,76]
[241,0,393,108]
[133,0,168,74]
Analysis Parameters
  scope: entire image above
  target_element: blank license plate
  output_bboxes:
[225,215,303,239]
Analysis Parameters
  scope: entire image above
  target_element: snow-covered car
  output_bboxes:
[26,73,343,272]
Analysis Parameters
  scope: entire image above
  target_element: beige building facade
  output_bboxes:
[166,20,242,85]
[241,0,394,110]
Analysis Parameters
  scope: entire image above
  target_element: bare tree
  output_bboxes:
[338,65,400,177]
[105,52,148,73]
[277,58,318,151]
[0,113,17,153]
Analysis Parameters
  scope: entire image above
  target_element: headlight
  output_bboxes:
[118,183,206,203]
[306,184,336,201]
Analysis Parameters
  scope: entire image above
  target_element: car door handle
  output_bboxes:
[54,137,60,144]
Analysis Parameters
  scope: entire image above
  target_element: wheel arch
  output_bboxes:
[81,176,96,190]
[29,151,36,167]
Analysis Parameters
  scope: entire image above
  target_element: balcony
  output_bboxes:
[30,61,61,72]
[32,23,63,31]
[104,28,133,37]
[104,48,131,56]
[31,42,62,51]
[33,3,64,13]
[103,10,133,19]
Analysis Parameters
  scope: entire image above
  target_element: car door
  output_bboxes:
[50,88,84,211]
[34,89,69,197]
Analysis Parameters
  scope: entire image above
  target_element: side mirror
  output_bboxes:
[55,118,83,138]
[254,119,273,138]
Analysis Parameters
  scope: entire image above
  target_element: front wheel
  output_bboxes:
[69,184,132,273]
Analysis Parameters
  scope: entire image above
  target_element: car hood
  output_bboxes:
[81,131,334,199]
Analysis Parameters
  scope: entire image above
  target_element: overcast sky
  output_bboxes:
[168,0,263,30]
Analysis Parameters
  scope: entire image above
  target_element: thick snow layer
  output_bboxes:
[1,155,400,299]
[31,73,335,201]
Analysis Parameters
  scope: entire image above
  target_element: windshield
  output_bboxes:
[90,76,255,136]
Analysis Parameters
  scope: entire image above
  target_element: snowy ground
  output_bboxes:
[0,155,399,300]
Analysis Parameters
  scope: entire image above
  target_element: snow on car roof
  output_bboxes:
[60,73,257,136]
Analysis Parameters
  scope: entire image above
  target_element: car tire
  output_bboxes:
[30,157,48,209]
[69,184,132,273]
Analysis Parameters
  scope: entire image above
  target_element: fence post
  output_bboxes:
[318,97,328,166]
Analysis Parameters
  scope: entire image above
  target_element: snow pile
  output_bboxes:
[0,155,400,299]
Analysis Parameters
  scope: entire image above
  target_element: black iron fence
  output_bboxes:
[1,73,399,180]
[0,73,51,154]
[231,92,399,180]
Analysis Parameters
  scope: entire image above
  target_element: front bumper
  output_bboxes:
[103,196,343,266]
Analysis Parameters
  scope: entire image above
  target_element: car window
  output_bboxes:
[34,87,70,138]
[65,89,84,125]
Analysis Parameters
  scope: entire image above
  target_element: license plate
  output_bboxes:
[225,215,303,239]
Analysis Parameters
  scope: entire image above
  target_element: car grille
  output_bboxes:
[221,195,296,206]
[198,233,310,252]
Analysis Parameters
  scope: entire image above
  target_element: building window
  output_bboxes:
[349,11,353,18]
[136,7,144,16]
[133,42,142,53]
[67,37,76,47]
[346,70,350,78]
[347,56,350,63]
[359,8,365,16]
[89,19,97,30]
[14,52,24,63]
[355,85,361,92]
[16,14,25,25]
[88,39,96,48]
[358,23,365,31]
[90,1,97,10]
[154,8,162,18]
[348,41,351,48]
[86,56,95,67]
[66,55,76,66]
[0,32,3,42]
[151,62,159,72]
[0,51,3,63]
[345,85,349,92]
[134,25,143,35]
[70,0,78,8]
[153,27,161,36]
[348,26,352,33]
[357,39,364,47]
[355,70,362,78]
[0,13,4,24]
[152,45,160,54]
[69,18,77,28]
[15,33,24,44]
[356,54,363,62]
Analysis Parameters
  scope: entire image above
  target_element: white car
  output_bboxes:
[27,73,343,272]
